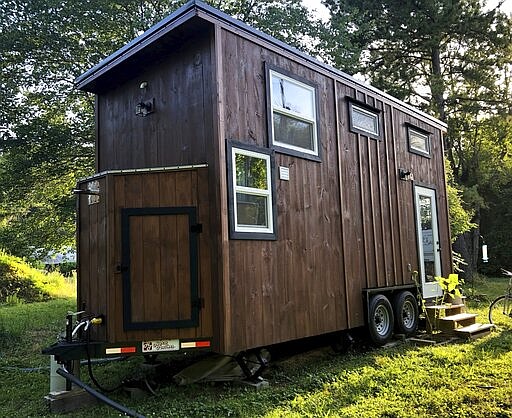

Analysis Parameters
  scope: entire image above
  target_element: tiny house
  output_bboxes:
[71,0,451,359]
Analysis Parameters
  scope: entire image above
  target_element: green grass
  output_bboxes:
[0,298,76,416]
[466,274,510,303]
[1,278,512,417]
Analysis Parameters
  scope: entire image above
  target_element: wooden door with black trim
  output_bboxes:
[108,168,212,343]
[121,206,200,331]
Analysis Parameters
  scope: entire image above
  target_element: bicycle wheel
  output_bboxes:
[488,295,512,326]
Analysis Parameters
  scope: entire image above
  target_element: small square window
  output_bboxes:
[348,100,381,139]
[407,125,431,157]
[267,67,319,159]
[227,142,276,240]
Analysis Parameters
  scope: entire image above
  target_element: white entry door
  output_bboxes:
[414,186,442,299]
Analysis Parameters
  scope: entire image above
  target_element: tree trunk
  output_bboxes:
[452,226,480,283]
[430,46,446,122]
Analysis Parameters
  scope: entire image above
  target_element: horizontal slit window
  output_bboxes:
[348,100,382,140]
[408,125,431,157]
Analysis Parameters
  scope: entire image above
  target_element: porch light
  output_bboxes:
[399,168,414,181]
[482,244,489,263]
[135,99,154,117]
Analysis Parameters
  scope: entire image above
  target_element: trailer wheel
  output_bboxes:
[368,294,394,346]
[393,291,419,336]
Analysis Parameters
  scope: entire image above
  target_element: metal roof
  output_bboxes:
[75,0,447,129]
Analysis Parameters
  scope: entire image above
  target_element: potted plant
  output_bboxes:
[435,274,464,305]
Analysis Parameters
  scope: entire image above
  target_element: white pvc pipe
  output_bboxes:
[49,356,67,393]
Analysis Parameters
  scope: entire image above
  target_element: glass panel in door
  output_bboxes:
[414,186,442,299]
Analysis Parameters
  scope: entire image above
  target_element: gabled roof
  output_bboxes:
[75,0,446,129]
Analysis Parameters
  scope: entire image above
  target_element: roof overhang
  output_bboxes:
[75,0,447,131]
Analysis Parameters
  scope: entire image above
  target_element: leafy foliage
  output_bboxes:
[0,250,75,303]
[0,0,332,259]
[446,161,476,241]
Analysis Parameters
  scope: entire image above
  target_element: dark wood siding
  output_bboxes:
[220,30,345,351]
[217,28,450,352]
[96,30,214,171]
[77,176,108,342]
[77,168,214,344]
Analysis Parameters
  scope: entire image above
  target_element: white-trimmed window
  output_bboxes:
[269,69,318,158]
[408,125,431,157]
[348,100,381,139]
[229,144,275,238]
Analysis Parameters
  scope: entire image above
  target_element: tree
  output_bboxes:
[0,0,330,259]
[324,0,512,276]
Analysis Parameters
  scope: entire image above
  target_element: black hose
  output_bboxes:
[84,324,124,393]
[56,368,145,418]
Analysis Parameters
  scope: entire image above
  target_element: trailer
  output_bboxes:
[45,0,451,368]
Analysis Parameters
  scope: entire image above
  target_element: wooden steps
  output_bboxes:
[424,301,494,341]
[438,313,478,333]
[454,323,495,340]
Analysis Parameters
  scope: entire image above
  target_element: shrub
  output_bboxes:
[0,250,75,303]
[0,260,49,303]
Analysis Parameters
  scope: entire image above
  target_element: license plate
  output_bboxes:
[142,339,180,353]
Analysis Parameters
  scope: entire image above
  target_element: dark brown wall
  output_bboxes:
[78,169,214,344]
[218,28,450,352]
[96,30,214,172]
[220,30,345,351]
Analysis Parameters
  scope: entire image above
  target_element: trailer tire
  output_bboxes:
[368,294,394,346]
[393,291,419,336]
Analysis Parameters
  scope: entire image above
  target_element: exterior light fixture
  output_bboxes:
[135,99,154,117]
[398,168,414,181]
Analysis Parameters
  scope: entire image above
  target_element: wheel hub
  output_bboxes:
[374,306,390,335]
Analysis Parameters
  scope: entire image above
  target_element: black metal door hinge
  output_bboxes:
[191,223,203,233]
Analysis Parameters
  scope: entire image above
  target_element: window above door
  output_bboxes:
[407,123,431,157]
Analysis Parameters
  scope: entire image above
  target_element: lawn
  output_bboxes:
[1,277,512,417]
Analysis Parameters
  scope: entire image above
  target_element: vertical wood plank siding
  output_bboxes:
[218,29,450,352]
[79,11,450,354]
[78,169,213,344]
[96,31,213,172]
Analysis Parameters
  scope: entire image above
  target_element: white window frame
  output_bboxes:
[269,69,318,157]
[349,102,381,138]
[408,126,431,157]
[231,146,274,235]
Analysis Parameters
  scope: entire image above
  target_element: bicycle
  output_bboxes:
[488,268,512,325]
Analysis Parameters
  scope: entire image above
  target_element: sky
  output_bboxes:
[301,0,329,21]
[301,0,512,19]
